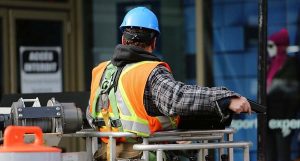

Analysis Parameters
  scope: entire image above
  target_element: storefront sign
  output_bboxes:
[20,46,62,93]
[231,118,258,130]
[269,119,300,137]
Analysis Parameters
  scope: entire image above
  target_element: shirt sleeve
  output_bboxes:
[146,65,240,116]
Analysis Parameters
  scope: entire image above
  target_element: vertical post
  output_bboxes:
[85,137,92,161]
[257,0,267,160]
[195,0,205,85]
[157,150,163,161]
[244,146,250,161]
[91,137,98,157]
[220,135,225,159]
[228,133,234,161]
[109,136,116,161]
[142,138,149,161]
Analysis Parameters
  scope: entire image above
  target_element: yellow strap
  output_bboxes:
[102,109,111,130]
[101,109,111,160]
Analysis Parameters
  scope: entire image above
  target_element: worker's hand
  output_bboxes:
[228,96,251,114]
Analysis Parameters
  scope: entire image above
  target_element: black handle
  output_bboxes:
[248,99,266,113]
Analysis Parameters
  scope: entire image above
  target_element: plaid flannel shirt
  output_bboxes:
[144,65,239,117]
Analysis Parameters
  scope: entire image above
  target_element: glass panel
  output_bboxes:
[15,19,63,93]
[183,0,196,84]
[211,0,300,161]
[210,0,258,160]
[266,1,300,161]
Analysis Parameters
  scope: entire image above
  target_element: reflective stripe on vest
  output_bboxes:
[117,63,150,136]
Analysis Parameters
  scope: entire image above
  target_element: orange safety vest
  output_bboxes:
[89,61,179,139]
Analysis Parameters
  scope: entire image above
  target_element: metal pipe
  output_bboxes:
[135,142,251,161]
[229,133,234,161]
[133,141,252,151]
[220,135,225,160]
[147,135,222,142]
[157,150,163,161]
[74,131,137,138]
[257,0,267,160]
[142,138,149,161]
[85,137,93,161]
[109,136,116,161]
[150,128,236,137]
[244,145,250,161]
[73,128,235,138]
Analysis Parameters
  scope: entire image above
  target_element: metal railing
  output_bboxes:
[66,127,251,161]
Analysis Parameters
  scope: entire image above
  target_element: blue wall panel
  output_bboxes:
[245,78,257,100]
[286,0,300,24]
[287,25,298,45]
[268,1,287,25]
[184,6,195,31]
[222,27,245,51]
[244,48,257,76]
[224,54,245,77]
[185,30,196,54]
[213,54,225,78]
[224,3,244,26]
[213,29,223,52]
[213,27,245,52]
[213,4,224,28]
[244,2,258,26]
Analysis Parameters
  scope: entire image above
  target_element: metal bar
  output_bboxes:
[142,138,149,161]
[203,140,209,161]
[74,131,137,138]
[150,128,236,137]
[244,145,250,161]
[198,145,204,161]
[21,98,39,102]
[220,135,225,159]
[133,142,252,151]
[85,137,93,161]
[229,133,234,161]
[257,0,268,160]
[91,137,98,158]
[157,150,163,161]
[147,135,222,142]
[109,136,116,161]
[73,130,230,139]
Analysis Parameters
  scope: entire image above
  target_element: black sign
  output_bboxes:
[22,49,59,73]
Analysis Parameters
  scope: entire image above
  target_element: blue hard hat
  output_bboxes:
[120,7,160,34]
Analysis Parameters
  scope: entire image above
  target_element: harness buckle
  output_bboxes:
[93,118,106,127]
[110,119,122,127]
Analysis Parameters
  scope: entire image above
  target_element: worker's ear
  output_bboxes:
[151,37,156,50]
[121,35,126,45]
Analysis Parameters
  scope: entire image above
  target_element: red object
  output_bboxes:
[0,126,61,152]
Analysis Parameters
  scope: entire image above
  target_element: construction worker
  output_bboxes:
[87,6,251,161]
